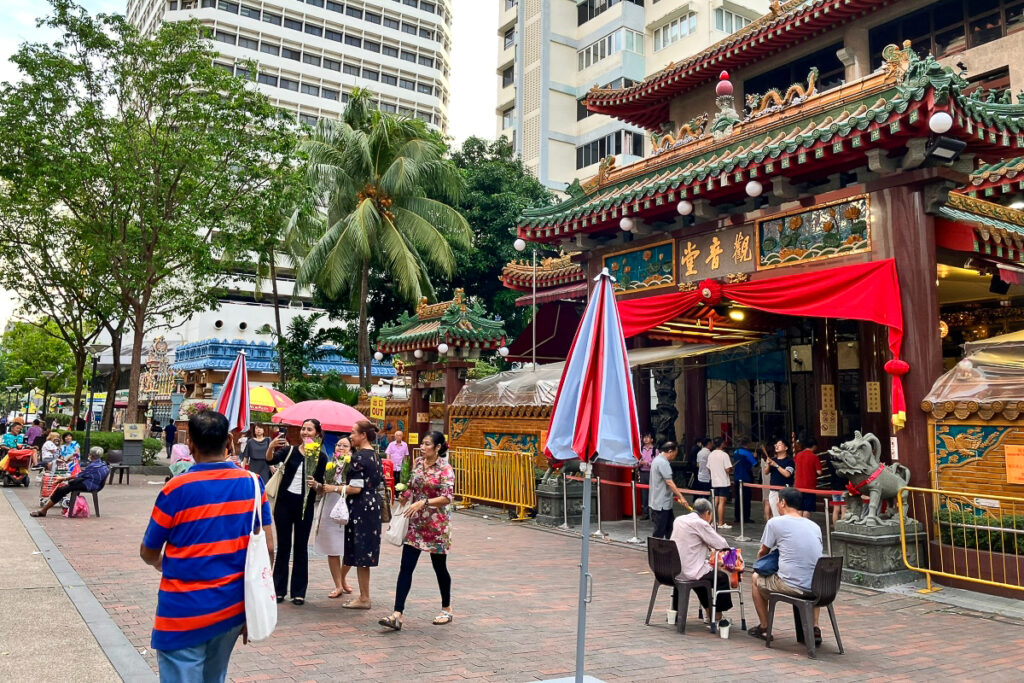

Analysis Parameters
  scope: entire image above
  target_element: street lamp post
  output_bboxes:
[9,384,21,421]
[40,370,56,423]
[83,344,109,458]
[3,386,12,424]
[23,378,36,420]
[513,238,538,371]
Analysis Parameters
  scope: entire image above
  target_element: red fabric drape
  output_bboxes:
[617,259,907,429]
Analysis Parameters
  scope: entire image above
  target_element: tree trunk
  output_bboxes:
[71,350,86,423]
[358,259,371,388]
[100,322,124,432]
[125,308,146,424]
[269,247,286,385]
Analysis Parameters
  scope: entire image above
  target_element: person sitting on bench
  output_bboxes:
[30,447,109,517]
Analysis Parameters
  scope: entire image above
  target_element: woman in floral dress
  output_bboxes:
[340,420,383,609]
[312,436,354,598]
[379,430,455,631]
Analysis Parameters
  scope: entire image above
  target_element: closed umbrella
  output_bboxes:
[271,400,369,433]
[214,351,250,434]
[545,268,640,683]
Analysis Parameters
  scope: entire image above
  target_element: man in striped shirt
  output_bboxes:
[140,411,274,682]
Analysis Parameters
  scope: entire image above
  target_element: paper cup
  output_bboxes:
[719,620,731,638]
[666,609,678,625]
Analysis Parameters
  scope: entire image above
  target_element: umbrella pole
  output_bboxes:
[574,461,594,683]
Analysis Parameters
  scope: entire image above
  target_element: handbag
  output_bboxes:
[263,447,294,507]
[753,548,780,577]
[243,472,277,642]
[329,493,350,525]
[379,482,392,524]
[384,501,409,546]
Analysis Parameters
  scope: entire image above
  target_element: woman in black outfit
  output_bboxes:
[267,419,327,605]
[241,424,272,483]
[339,419,383,610]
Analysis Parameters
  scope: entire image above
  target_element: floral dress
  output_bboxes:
[343,448,383,567]
[402,457,456,554]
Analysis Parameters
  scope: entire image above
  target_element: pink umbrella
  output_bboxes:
[545,268,640,683]
[214,351,250,434]
[271,400,369,433]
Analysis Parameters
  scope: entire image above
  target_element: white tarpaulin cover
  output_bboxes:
[925,330,1024,404]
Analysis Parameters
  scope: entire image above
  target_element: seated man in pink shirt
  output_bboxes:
[670,498,734,621]
[385,430,410,472]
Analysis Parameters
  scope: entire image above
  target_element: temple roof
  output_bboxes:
[519,44,1024,242]
[584,0,886,130]
[377,288,506,353]
[963,157,1024,199]
[172,338,396,377]
[936,193,1024,266]
[500,254,585,292]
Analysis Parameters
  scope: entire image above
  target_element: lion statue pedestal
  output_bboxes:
[828,431,927,588]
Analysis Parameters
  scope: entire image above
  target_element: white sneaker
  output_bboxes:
[717,523,732,530]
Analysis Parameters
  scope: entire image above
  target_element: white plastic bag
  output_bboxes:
[384,501,410,546]
[244,473,277,642]
[329,493,349,525]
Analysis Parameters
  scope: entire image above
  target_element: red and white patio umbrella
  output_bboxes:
[544,268,641,683]
[215,351,250,434]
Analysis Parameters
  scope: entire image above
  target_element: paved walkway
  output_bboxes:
[10,479,1024,681]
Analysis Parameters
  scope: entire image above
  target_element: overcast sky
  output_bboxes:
[0,0,499,329]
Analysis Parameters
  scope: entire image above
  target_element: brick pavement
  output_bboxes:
[13,479,1024,682]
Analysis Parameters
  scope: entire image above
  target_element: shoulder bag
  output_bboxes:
[384,501,409,546]
[753,548,779,577]
[263,446,294,506]
[244,473,277,641]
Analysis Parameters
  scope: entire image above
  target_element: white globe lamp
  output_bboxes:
[677,200,693,216]
[373,351,384,361]
[498,346,509,357]
[745,180,763,197]
[619,217,634,232]
[413,349,424,359]
[514,238,527,252]
[929,111,953,135]
[437,342,449,355]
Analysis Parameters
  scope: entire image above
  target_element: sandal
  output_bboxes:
[747,625,770,641]
[342,600,371,610]
[813,626,822,647]
[432,610,454,625]
[328,588,345,599]
[29,510,46,518]
[378,614,402,631]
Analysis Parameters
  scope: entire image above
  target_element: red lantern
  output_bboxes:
[884,359,910,376]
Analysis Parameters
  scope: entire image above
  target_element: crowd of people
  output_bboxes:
[135,411,455,682]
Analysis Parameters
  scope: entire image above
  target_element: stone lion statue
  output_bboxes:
[828,431,911,527]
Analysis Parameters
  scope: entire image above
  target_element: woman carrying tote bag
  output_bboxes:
[311,436,354,598]
[378,431,455,631]
[266,419,327,606]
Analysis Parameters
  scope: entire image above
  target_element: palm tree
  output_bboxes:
[293,90,471,386]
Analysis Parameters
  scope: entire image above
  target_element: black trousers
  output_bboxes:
[733,481,753,522]
[50,479,88,505]
[672,569,733,612]
[650,508,674,539]
[273,490,316,599]
[394,543,451,613]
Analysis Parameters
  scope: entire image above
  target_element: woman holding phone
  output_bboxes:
[267,420,327,605]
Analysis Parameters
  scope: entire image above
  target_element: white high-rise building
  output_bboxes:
[498,0,767,192]
[128,0,452,130]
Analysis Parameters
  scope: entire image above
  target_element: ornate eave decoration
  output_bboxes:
[377,288,507,354]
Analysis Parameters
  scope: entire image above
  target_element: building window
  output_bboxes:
[346,6,363,19]
[383,16,401,30]
[577,28,642,71]
[343,64,360,76]
[214,30,236,45]
[344,35,362,47]
[322,87,340,100]
[234,65,251,79]
[419,55,434,67]
[280,77,299,91]
[381,73,398,85]
[366,12,382,24]
[306,0,324,8]
[380,102,398,112]
[257,73,278,86]
[576,131,623,169]
[260,41,279,55]
[237,35,258,50]
[281,47,301,61]
[365,40,381,52]
[262,11,281,25]
[214,62,233,74]
[302,53,321,67]
[363,68,379,80]
[324,58,341,71]
[326,0,343,10]
[502,65,514,88]
[299,113,318,126]
[505,0,517,9]
[714,8,752,35]
[239,4,259,19]
[577,0,644,26]
[654,13,697,51]
[417,83,433,94]
[399,78,416,90]
[283,18,303,31]
[217,1,238,13]
[325,29,343,42]
[419,28,434,39]
[301,83,320,96]
[383,45,399,57]
[402,23,417,35]
[504,28,516,49]
[502,107,515,129]
[304,24,323,37]
[744,41,845,99]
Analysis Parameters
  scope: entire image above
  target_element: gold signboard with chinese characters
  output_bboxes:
[865,381,882,414]
[676,225,757,286]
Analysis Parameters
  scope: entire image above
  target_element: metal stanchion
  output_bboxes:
[735,482,751,542]
[559,472,570,530]
[627,479,642,544]
[593,477,604,537]
[823,495,833,556]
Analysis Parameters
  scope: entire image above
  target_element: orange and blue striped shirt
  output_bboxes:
[143,462,272,651]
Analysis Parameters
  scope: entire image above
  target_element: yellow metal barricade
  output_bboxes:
[899,486,1024,594]
[447,447,537,520]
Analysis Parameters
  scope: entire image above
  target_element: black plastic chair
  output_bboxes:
[67,489,101,517]
[645,537,710,633]
[765,556,845,658]
[106,450,130,485]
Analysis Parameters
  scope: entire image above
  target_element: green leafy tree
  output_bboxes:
[259,312,355,386]
[0,321,82,415]
[440,136,554,341]
[291,89,471,386]
[0,1,297,422]
[285,372,361,407]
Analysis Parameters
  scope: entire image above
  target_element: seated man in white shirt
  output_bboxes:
[670,498,733,620]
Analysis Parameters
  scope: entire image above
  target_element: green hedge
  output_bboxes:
[936,509,1024,554]
[68,431,123,452]
[142,438,162,466]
